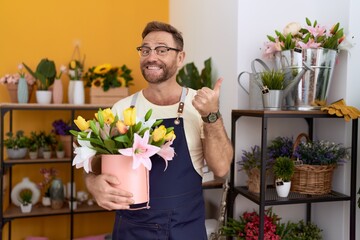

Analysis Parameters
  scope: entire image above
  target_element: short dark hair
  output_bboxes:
[142,21,184,51]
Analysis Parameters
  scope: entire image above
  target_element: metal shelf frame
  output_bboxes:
[0,103,109,240]
[227,109,358,240]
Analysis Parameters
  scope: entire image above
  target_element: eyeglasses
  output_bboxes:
[136,46,181,57]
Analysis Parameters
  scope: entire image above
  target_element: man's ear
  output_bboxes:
[177,51,186,68]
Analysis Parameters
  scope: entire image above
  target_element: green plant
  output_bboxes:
[30,131,57,150]
[286,220,323,240]
[260,69,285,90]
[84,64,134,91]
[4,130,29,149]
[293,139,349,165]
[18,188,33,205]
[237,145,273,172]
[220,208,293,239]
[273,156,295,182]
[176,57,212,90]
[56,141,64,152]
[23,58,56,90]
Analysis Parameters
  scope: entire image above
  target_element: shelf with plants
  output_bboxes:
[227,109,358,240]
[0,103,111,240]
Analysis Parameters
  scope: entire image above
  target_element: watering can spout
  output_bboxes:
[283,62,314,97]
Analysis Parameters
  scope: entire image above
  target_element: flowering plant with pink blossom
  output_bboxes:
[221,208,285,240]
[0,65,36,85]
[264,17,352,58]
[70,107,176,173]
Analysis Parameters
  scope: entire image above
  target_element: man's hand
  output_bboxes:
[192,78,223,116]
[85,173,135,210]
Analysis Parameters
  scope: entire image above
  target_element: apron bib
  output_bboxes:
[112,88,206,240]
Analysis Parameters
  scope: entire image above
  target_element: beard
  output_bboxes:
[140,59,178,84]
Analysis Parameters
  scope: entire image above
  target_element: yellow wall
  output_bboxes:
[0,0,168,239]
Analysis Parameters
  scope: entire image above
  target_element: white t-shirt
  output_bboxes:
[112,88,205,176]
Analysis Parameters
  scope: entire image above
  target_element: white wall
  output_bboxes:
[170,0,359,239]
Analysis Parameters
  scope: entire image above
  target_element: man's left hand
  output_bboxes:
[192,78,223,116]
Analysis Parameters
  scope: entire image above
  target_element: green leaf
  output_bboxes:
[306,17,312,26]
[144,109,152,121]
[97,109,104,128]
[267,35,276,42]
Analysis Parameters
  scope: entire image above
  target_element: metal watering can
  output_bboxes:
[237,59,270,109]
[250,58,313,110]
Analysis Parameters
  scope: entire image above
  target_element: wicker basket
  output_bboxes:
[291,133,336,195]
[246,168,269,193]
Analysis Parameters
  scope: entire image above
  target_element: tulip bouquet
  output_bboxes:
[70,107,176,173]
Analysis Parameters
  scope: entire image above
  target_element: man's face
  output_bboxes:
[139,31,184,84]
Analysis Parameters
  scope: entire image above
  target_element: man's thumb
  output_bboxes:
[213,78,223,93]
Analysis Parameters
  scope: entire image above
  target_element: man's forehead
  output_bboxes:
[142,31,174,46]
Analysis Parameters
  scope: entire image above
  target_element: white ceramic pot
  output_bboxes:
[68,200,77,210]
[275,181,291,198]
[72,80,85,105]
[36,90,52,104]
[56,151,65,158]
[28,151,38,160]
[6,148,27,159]
[42,151,52,159]
[11,177,40,206]
[42,196,51,207]
[20,203,32,213]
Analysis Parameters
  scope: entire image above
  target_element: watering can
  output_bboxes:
[250,58,313,110]
[237,59,270,109]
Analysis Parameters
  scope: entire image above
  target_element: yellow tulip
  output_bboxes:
[152,125,166,142]
[116,120,128,134]
[95,108,115,124]
[74,116,90,131]
[70,60,77,69]
[123,107,136,126]
[164,130,176,141]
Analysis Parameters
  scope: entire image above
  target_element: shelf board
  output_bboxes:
[0,103,111,111]
[232,109,342,119]
[234,186,351,206]
[4,158,71,166]
[3,203,107,219]
[202,178,225,189]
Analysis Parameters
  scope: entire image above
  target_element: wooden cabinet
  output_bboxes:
[227,109,358,240]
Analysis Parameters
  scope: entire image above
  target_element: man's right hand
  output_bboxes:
[85,173,135,210]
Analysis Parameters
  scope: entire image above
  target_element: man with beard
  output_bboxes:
[85,21,233,239]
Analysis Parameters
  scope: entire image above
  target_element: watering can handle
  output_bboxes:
[251,58,271,74]
[237,71,251,95]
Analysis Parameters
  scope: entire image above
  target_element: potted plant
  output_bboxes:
[42,144,52,159]
[84,64,134,104]
[272,156,295,197]
[30,131,57,158]
[4,130,29,159]
[176,57,212,90]
[237,145,273,193]
[55,141,65,158]
[292,133,350,195]
[37,167,57,207]
[52,119,72,157]
[23,58,56,104]
[18,188,33,213]
[27,139,38,160]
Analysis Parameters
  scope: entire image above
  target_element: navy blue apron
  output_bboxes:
[112,88,207,240]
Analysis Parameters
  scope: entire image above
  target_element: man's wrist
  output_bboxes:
[201,110,221,123]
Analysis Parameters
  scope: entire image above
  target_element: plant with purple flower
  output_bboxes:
[238,145,273,172]
[52,119,72,136]
[293,140,349,165]
[267,136,294,161]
